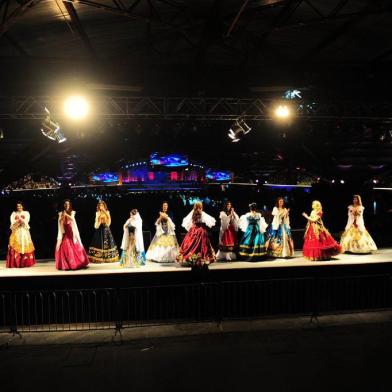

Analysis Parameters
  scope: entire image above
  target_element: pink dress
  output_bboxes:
[55,215,89,270]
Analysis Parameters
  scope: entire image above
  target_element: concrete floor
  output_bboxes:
[0,248,391,277]
[1,311,392,392]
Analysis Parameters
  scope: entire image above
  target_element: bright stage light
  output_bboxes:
[64,96,89,119]
[275,105,290,119]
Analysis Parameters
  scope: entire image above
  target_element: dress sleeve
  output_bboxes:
[106,210,111,227]
[10,212,16,226]
[259,214,268,233]
[181,211,194,232]
[232,211,240,231]
[272,207,278,216]
[202,211,216,228]
[220,211,230,232]
[24,211,30,225]
[239,214,248,232]
[94,212,100,229]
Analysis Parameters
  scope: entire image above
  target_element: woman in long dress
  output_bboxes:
[340,195,377,254]
[88,200,119,263]
[302,200,342,261]
[266,197,294,258]
[239,203,268,262]
[55,200,89,270]
[216,201,239,261]
[120,209,146,267]
[146,202,179,263]
[177,202,216,266]
[6,202,36,268]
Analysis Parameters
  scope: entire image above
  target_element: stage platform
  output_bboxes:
[1,250,392,331]
[1,248,392,278]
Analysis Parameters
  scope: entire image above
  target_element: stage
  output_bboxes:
[1,248,392,278]
[1,250,392,333]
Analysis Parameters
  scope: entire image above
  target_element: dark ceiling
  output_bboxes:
[0,0,392,185]
[0,0,392,93]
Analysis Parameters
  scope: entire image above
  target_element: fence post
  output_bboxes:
[9,293,21,337]
[114,288,123,336]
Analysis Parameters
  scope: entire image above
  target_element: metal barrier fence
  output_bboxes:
[1,274,391,334]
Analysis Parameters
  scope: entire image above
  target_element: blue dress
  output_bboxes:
[266,207,294,258]
[239,213,268,261]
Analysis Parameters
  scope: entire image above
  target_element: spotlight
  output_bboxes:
[283,89,302,100]
[41,108,66,143]
[227,119,252,143]
[64,96,89,119]
[0,128,3,139]
[275,105,290,119]
[340,180,345,184]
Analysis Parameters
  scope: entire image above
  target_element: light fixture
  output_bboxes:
[0,128,3,139]
[64,96,89,120]
[275,105,290,119]
[227,119,252,143]
[41,108,66,143]
[283,89,302,100]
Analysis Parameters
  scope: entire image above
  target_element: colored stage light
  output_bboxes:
[64,96,89,119]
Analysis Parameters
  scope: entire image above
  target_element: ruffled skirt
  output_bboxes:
[146,234,179,263]
[177,225,216,266]
[55,237,89,270]
[6,228,36,268]
[239,225,267,262]
[340,226,377,254]
[217,225,238,261]
[303,224,342,261]
[267,224,294,258]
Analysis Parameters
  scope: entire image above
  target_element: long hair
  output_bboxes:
[353,194,362,206]
[223,200,232,214]
[192,202,203,222]
[312,200,322,211]
[96,200,108,212]
[161,201,169,213]
[63,199,73,212]
[275,197,285,208]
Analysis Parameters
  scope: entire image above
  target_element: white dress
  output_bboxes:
[120,212,146,267]
[216,210,240,261]
[146,215,179,262]
[340,205,377,253]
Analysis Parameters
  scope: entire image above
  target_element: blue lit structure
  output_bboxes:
[206,169,232,182]
[150,152,188,167]
[91,172,119,184]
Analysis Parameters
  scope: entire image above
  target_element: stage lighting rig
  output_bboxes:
[227,119,252,143]
[41,107,66,143]
[283,89,302,100]
[64,95,89,120]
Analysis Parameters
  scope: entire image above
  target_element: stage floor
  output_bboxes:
[0,248,392,277]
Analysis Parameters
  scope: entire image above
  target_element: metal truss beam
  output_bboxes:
[0,96,392,121]
[0,0,43,38]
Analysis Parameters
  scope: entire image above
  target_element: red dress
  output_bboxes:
[220,224,238,251]
[177,221,216,266]
[303,211,342,261]
[55,217,89,270]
